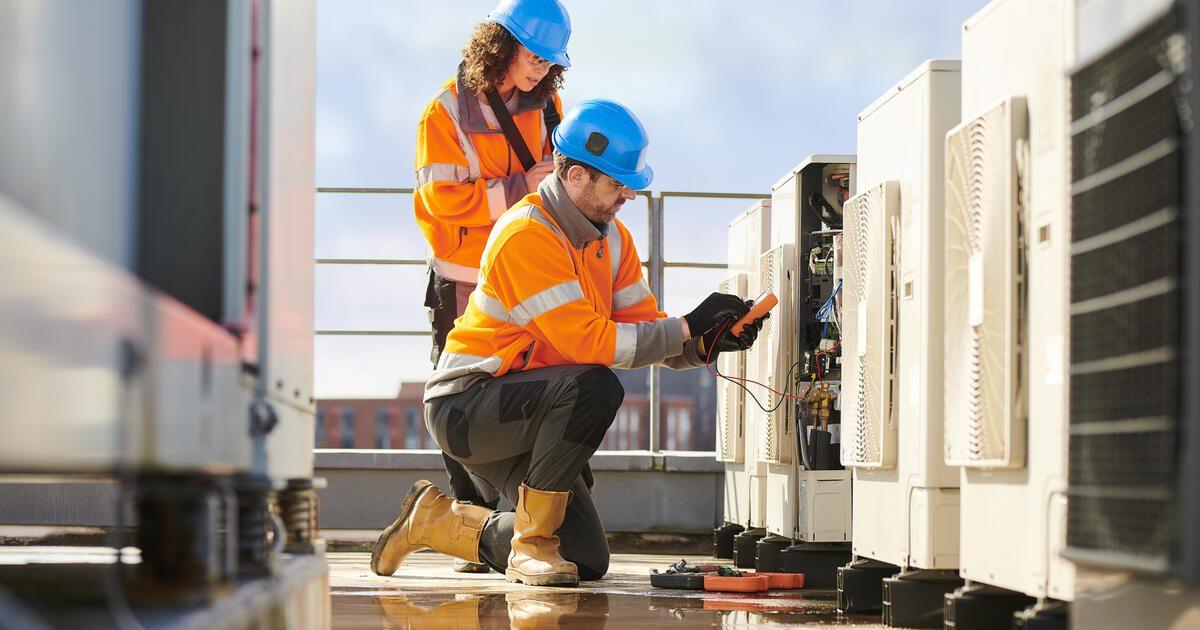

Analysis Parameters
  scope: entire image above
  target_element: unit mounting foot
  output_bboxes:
[781,542,851,588]
[712,522,744,559]
[944,583,1035,630]
[837,558,900,613]
[881,569,962,628]
[732,528,766,569]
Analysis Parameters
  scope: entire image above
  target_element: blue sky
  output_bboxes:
[314,0,991,399]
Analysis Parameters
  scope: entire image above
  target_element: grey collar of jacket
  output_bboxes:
[538,175,611,250]
[455,68,548,135]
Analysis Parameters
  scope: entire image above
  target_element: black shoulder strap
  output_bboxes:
[485,90,537,171]
[543,97,561,150]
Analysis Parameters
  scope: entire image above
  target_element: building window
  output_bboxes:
[405,406,421,448]
[339,407,355,448]
[375,406,391,449]
[315,406,325,446]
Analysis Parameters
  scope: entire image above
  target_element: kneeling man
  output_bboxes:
[372,99,764,586]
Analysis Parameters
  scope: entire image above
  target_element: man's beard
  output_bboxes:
[580,186,622,222]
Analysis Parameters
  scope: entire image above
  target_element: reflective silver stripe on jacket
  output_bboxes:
[606,222,622,281]
[471,288,513,323]
[437,351,503,373]
[612,278,652,311]
[612,323,637,369]
[416,163,471,188]
[510,281,585,326]
[435,88,482,181]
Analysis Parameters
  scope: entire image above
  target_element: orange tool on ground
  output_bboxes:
[757,572,806,589]
[703,573,769,593]
[729,290,778,337]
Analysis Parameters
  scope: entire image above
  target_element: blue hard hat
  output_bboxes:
[486,0,572,68]
[553,99,654,190]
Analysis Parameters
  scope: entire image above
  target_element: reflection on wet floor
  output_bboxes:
[328,552,883,628]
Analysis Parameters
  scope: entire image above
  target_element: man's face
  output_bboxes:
[573,168,637,224]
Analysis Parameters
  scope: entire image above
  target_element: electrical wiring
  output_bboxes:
[703,319,808,413]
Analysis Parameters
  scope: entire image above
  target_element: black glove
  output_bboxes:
[683,292,750,338]
[701,308,769,360]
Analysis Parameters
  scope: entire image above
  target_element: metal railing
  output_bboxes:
[314,186,768,452]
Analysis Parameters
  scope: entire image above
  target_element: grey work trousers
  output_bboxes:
[425,364,624,580]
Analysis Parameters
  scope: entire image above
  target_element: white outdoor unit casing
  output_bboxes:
[849,60,962,570]
[764,155,857,543]
[260,0,318,481]
[951,0,1075,600]
[768,468,853,543]
[723,200,772,528]
[716,273,749,465]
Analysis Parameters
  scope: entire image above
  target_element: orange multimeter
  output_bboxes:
[729,290,777,337]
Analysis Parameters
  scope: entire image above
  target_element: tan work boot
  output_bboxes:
[371,480,493,576]
[505,484,579,587]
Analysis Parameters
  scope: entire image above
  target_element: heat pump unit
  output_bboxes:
[1065,0,1199,580]
[717,273,749,464]
[757,243,797,465]
[848,60,961,571]
[722,200,773,530]
[943,95,1028,469]
[946,0,1077,605]
[841,181,900,469]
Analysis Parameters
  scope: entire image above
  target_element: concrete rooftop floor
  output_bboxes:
[330,551,886,628]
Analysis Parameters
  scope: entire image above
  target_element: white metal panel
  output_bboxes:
[716,274,748,464]
[943,96,1028,469]
[768,467,852,542]
[728,200,773,528]
[0,193,249,473]
[956,0,1075,600]
[851,60,962,569]
[841,182,900,468]
[757,244,797,465]
[0,0,142,270]
[261,0,317,480]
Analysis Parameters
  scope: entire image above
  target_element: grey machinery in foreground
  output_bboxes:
[0,0,324,625]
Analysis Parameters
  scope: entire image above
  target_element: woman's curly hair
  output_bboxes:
[461,22,565,101]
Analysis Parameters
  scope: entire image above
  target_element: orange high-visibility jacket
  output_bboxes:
[424,176,707,401]
[414,74,564,283]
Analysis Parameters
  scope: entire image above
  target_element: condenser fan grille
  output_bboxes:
[943,97,1026,468]
[840,182,897,468]
[1065,9,1184,570]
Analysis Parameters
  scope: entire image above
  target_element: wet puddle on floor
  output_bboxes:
[331,588,882,628]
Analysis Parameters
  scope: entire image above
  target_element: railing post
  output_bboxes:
[647,193,665,453]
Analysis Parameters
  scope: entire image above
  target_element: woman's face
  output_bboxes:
[505,46,554,93]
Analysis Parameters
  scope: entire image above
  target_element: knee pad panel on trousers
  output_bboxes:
[498,380,547,423]
[563,367,624,448]
[444,406,473,458]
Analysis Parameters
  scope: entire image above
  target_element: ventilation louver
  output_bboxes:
[841,181,899,468]
[943,96,1028,469]
[758,244,796,465]
[716,273,748,463]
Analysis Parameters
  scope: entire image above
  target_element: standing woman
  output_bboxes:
[412,0,570,573]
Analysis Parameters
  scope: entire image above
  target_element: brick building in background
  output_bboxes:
[316,367,716,451]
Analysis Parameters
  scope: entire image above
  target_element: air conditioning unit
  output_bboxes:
[716,273,749,464]
[848,60,962,571]
[721,200,772,532]
[943,95,1028,470]
[757,243,797,465]
[940,0,1077,608]
[841,181,900,469]
[1065,0,1198,579]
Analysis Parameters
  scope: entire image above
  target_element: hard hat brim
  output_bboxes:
[486,15,572,68]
